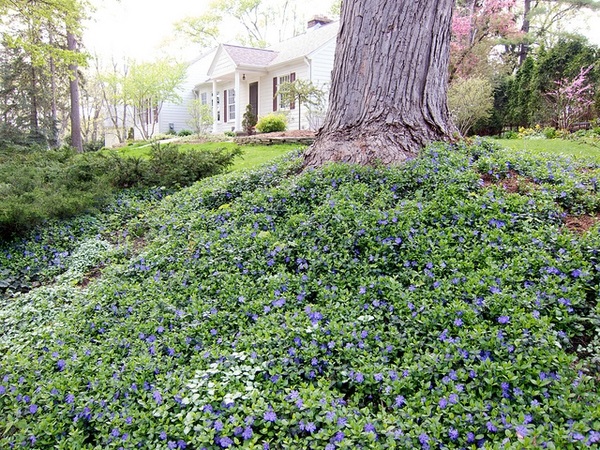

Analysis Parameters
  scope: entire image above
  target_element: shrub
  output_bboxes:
[448,77,494,136]
[143,142,242,188]
[177,129,192,137]
[256,113,287,133]
[83,140,105,152]
[543,126,557,139]
[242,104,258,135]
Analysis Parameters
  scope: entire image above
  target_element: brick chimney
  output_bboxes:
[307,15,333,29]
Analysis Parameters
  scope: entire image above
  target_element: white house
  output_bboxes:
[194,18,338,134]
[104,18,338,146]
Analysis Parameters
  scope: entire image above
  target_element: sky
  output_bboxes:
[83,0,336,62]
[83,0,600,63]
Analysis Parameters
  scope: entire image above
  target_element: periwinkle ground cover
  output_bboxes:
[1,142,600,449]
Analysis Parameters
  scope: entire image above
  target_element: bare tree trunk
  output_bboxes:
[29,65,39,137]
[49,31,59,148]
[68,30,83,153]
[518,0,532,66]
[304,0,457,168]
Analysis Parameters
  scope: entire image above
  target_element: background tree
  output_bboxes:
[188,98,214,137]
[304,0,457,167]
[277,79,325,130]
[124,59,187,140]
[0,0,89,149]
[448,77,495,135]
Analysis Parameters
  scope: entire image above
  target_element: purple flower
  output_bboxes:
[449,428,459,440]
[29,404,38,414]
[159,431,167,440]
[214,420,223,432]
[177,440,187,449]
[438,398,448,409]
[65,393,75,404]
[219,436,233,448]
[355,372,364,383]
[364,423,376,433]
[487,421,498,432]
[515,425,529,437]
[263,410,277,422]
[395,395,405,408]
[571,269,582,278]
[153,390,163,404]
[57,359,66,371]
[242,427,253,440]
[168,441,177,449]
[305,422,316,433]
[0,385,5,395]
[497,316,510,324]
[333,431,345,442]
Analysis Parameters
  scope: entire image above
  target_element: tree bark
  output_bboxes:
[68,30,83,153]
[304,0,457,168]
[518,0,532,66]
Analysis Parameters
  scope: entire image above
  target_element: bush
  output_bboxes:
[256,113,287,133]
[177,129,192,137]
[242,104,258,135]
[83,140,105,153]
[543,127,557,139]
[143,142,242,188]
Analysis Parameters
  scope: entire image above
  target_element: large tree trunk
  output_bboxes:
[68,30,83,153]
[304,0,457,168]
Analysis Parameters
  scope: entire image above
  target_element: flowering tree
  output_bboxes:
[450,0,523,80]
[546,65,594,130]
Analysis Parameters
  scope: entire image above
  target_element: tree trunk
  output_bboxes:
[518,0,532,66]
[304,0,457,168]
[49,31,59,148]
[68,30,83,153]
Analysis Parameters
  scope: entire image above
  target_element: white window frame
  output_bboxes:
[227,88,236,121]
[278,74,291,110]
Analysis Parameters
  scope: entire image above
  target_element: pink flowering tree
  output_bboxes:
[450,0,524,80]
[546,65,595,130]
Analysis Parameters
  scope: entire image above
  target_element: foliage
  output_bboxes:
[1,142,600,448]
[0,142,242,239]
[277,80,326,130]
[124,59,187,141]
[450,0,523,80]
[187,98,214,137]
[546,65,595,130]
[0,147,113,238]
[256,113,287,133]
[448,77,495,136]
[242,104,258,135]
[177,130,193,137]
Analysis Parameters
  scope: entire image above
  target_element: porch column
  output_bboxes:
[212,80,218,134]
[234,71,241,132]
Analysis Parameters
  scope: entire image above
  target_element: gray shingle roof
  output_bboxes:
[220,22,339,69]
[267,22,339,66]
[222,44,278,67]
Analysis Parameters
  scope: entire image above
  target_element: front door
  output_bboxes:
[249,82,258,117]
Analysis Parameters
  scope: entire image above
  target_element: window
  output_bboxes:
[279,74,291,109]
[200,92,208,105]
[227,88,235,121]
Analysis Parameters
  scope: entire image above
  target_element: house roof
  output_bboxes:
[267,21,339,66]
[222,44,278,67]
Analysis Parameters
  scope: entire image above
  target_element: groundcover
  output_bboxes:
[1,142,599,449]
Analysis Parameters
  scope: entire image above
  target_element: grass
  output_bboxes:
[494,138,600,161]
[103,141,302,172]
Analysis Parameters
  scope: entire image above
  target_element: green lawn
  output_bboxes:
[493,138,600,161]
[103,141,303,171]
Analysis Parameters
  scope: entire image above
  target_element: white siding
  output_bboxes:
[308,38,336,87]
[258,62,310,130]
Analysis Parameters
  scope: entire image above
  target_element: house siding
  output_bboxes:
[259,64,310,130]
